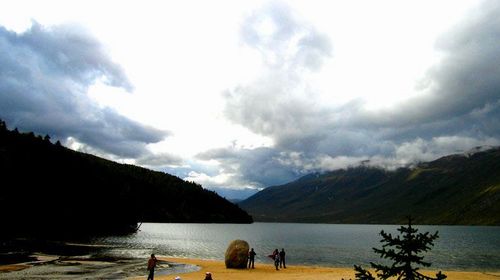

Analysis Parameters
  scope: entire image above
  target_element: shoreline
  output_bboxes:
[1,255,499,279]
[130,257,500,280]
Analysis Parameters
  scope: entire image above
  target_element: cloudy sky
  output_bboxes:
[1,0,499,199]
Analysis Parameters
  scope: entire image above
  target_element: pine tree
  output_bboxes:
[354,217,446,280]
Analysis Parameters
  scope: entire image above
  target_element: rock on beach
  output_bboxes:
[224,240,249,269]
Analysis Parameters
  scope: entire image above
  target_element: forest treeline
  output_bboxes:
[0,120,252,238]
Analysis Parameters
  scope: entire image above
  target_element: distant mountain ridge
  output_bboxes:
[0,120,252,237]
[239,147,500,225]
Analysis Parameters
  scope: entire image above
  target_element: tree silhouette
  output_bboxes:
[354,217,446,280]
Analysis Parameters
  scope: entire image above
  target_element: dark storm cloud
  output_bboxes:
[223,73,330,146]
[210,1,500,189]
[197,146,302,187]
[357,0,500,139]
[0,22,167,158]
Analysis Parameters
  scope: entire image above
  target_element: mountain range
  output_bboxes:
[239,147,500,225]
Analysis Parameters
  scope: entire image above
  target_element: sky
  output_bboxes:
[1,0,499,199]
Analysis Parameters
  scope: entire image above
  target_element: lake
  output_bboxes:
[94,222,500,271]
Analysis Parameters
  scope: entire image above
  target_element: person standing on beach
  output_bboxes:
[248,248,256,269]
[147,254,158,280]
[204,272,213,280]
[271,248,279,259]
[273,249,280,270]
[279,248,286,268]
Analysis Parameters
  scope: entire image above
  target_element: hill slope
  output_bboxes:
[0,120,252,237]
[239,148,500,225]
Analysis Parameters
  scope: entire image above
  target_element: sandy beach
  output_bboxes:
[1,255,500,279]
[131,258,500,280]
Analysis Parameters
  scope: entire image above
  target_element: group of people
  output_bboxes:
[270,248,287,270]
[247,247,287,270]
[146,248,287,279]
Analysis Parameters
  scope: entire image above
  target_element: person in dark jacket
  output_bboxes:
[273,249,280,270]
[204,272,213,280]
[279,248,286,268]
[147,254,158,280]
[248,248,256,269]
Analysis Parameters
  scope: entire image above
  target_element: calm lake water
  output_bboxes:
[94,223,500,271]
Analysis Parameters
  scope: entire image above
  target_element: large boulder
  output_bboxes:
[225,239,249,268]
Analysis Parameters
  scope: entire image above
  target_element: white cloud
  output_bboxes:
[202,0,500,192]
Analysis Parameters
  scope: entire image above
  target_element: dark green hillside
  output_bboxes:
[239,148,500,225]
[0,120,252,238]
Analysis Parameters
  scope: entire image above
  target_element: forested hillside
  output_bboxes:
[0,120,252,237]
[239,147,500,225]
